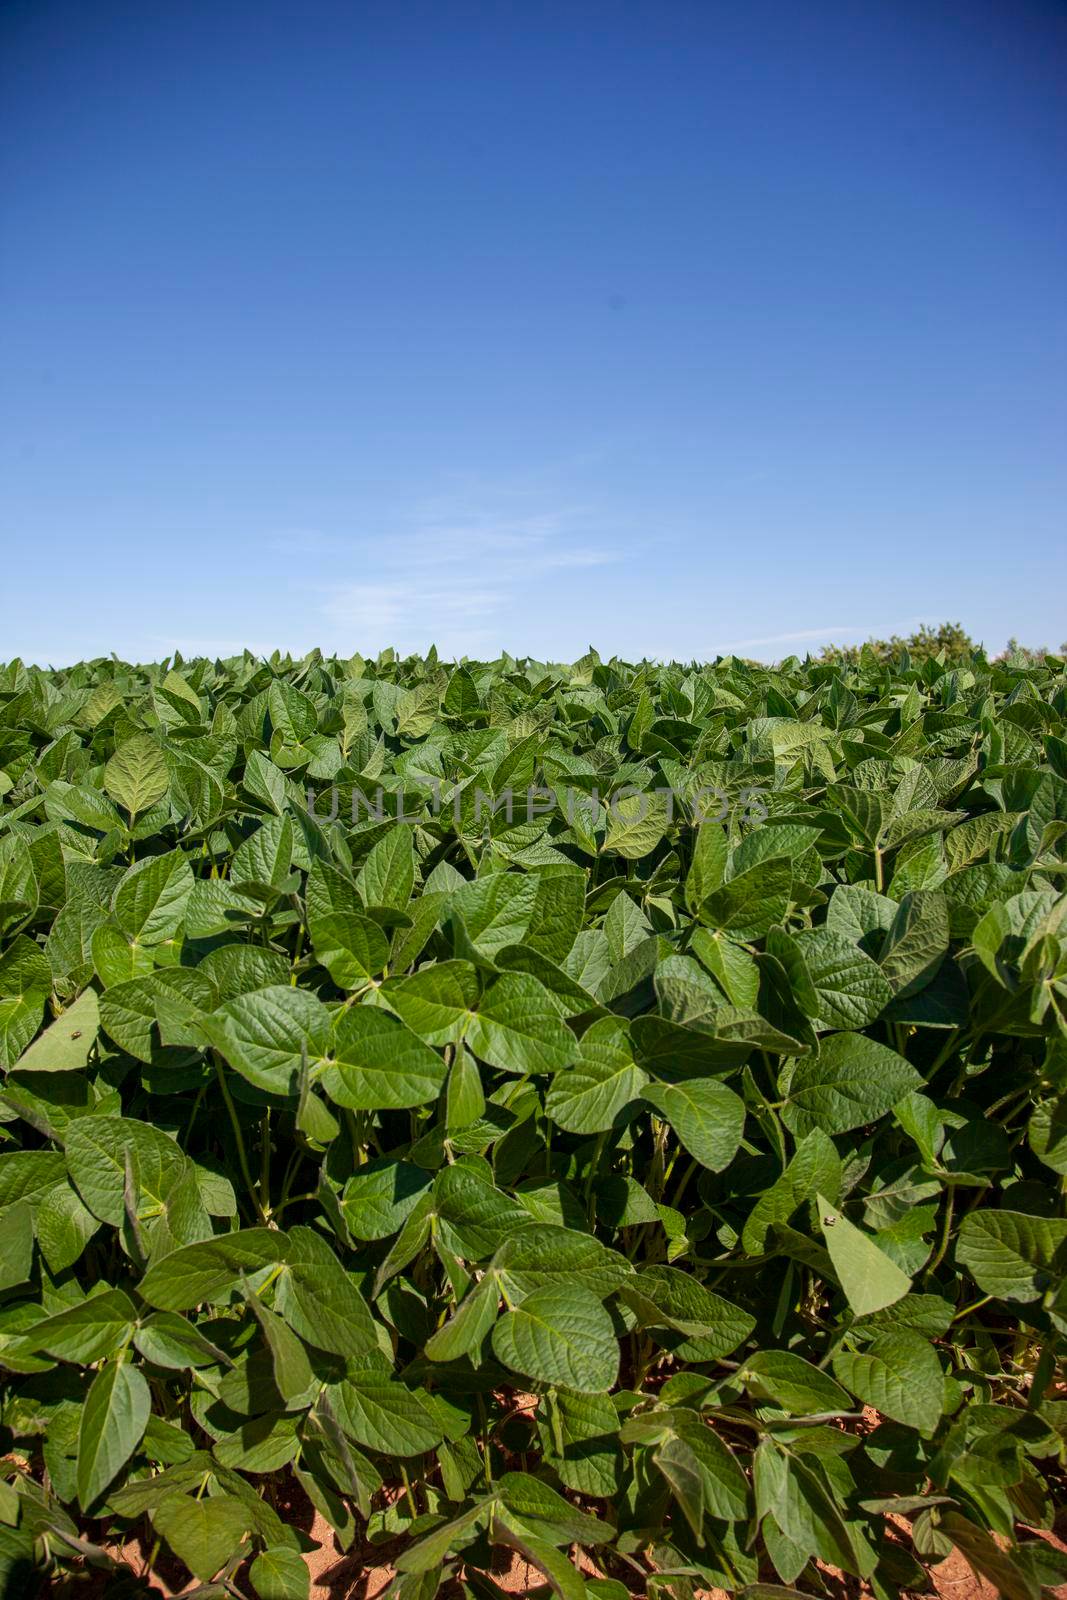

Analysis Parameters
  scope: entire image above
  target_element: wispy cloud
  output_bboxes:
[721,625,868,651]
[299,495,618,657]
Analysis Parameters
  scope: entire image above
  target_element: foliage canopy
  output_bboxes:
[0,641,1065,1599]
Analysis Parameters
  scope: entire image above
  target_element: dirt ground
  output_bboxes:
[102,1502,1067,1600]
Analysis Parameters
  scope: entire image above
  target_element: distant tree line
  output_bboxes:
[814,621,1064,667]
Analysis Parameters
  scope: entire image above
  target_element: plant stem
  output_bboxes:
[213,1051,267,1223]
[951,1292,993,1324]
[259,1108,271,1214]
[925,1185,956,1280]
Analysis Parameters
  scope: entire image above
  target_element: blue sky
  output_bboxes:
[2,0,1065,665]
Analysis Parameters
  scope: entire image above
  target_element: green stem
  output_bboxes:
[584,1132,608,1223]
[925,1185,956,1281]
[213,1052,267,1223]
[671,1157,698,1210]
[259,1109,271,1214]
[951,1292,993,1324]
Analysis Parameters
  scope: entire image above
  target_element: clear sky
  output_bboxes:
[2,0,1065,666]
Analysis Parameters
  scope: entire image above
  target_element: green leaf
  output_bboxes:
[0,935,51,1067]
[356,827,415,909]
[331,1374,448,1456]
[310,910,390,988]
[451,873,537,957]
[497,1470,614,1544]
[0,1200,33,1290]
[112,850,193,943]
[153,1493,249,1581]
[492,1284,619,1392]
[686,823,728,912]
[780,1033,922,1136]
[657,1411,749,1523]
[603,791,669,860]
[139,1229,290,1311]
[621,1265,755,1353]
[640,1077,745,1171]
[248,1305,314,1405]
[383,959,479,1044]
[250,1547,311,1600]
[340,1159,433,1241]
[65,1115,187,1226]
[321,1006,447,1110]
[35,1180,100,1273]
[77,1359,151,1509]
[467,973,575,1074]
[445,1041,486,1129]
[104,734,169,817]
[494,1224,632,1299]
[424,1270,501,1363]
[545,1018,648,1134]
[433,1165,529,1258]
[275,1225,378,1359]
[790,928,892,1030]
[956,1210,1067,1303]
[817,1195,912,1315]
[13,986,99,1073]
[879,890,950,998]
[702,858,792,941]
[207,986,331,1094]
[833,1330,944,1433]
[13,1288,138,1364]
[741,1351,852,1415]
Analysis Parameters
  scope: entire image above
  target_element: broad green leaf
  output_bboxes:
[817,1195,912,1315]
[310,910,390,988]
[341,1159,433,1241]
[493,1224,632,1300]
[321,1006,447,1110]
[0,935,51,1067]
[603,791,669,859]
[445,1041,486,1129]
[686,823,728,912]
[65,1115,187,1225]
[451,873,537,957]
[545,1018,647,1133]
[139,1229,290,1310]
[250,1546,311,1600]
[208,986,331,1094]
[331,1374,448,1456]
[790,928,892,1030]
[356,827,415,909]
[104,734,169,817]
[741,1351,852,1415]
[621,1265,755,1353]
[35,1180,101,1273]
[153,1492,249,1582]
[492,1284,619,1392]
[833,1329,944,1433]
[10,1287,138,1364]
[433,1164,529,1259]
[701,858,792,942]
[424,1270,502,1363]
[275,1225,378,1359]
[956,1210,1067,1303]
[640,1077,745,1171]
[382,960,479,1044]
[111,850,193,943]
[467,973,575,1074]
[13,986,99,1073]
[77,1359,151,1509]
[780,1033,922,1136]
